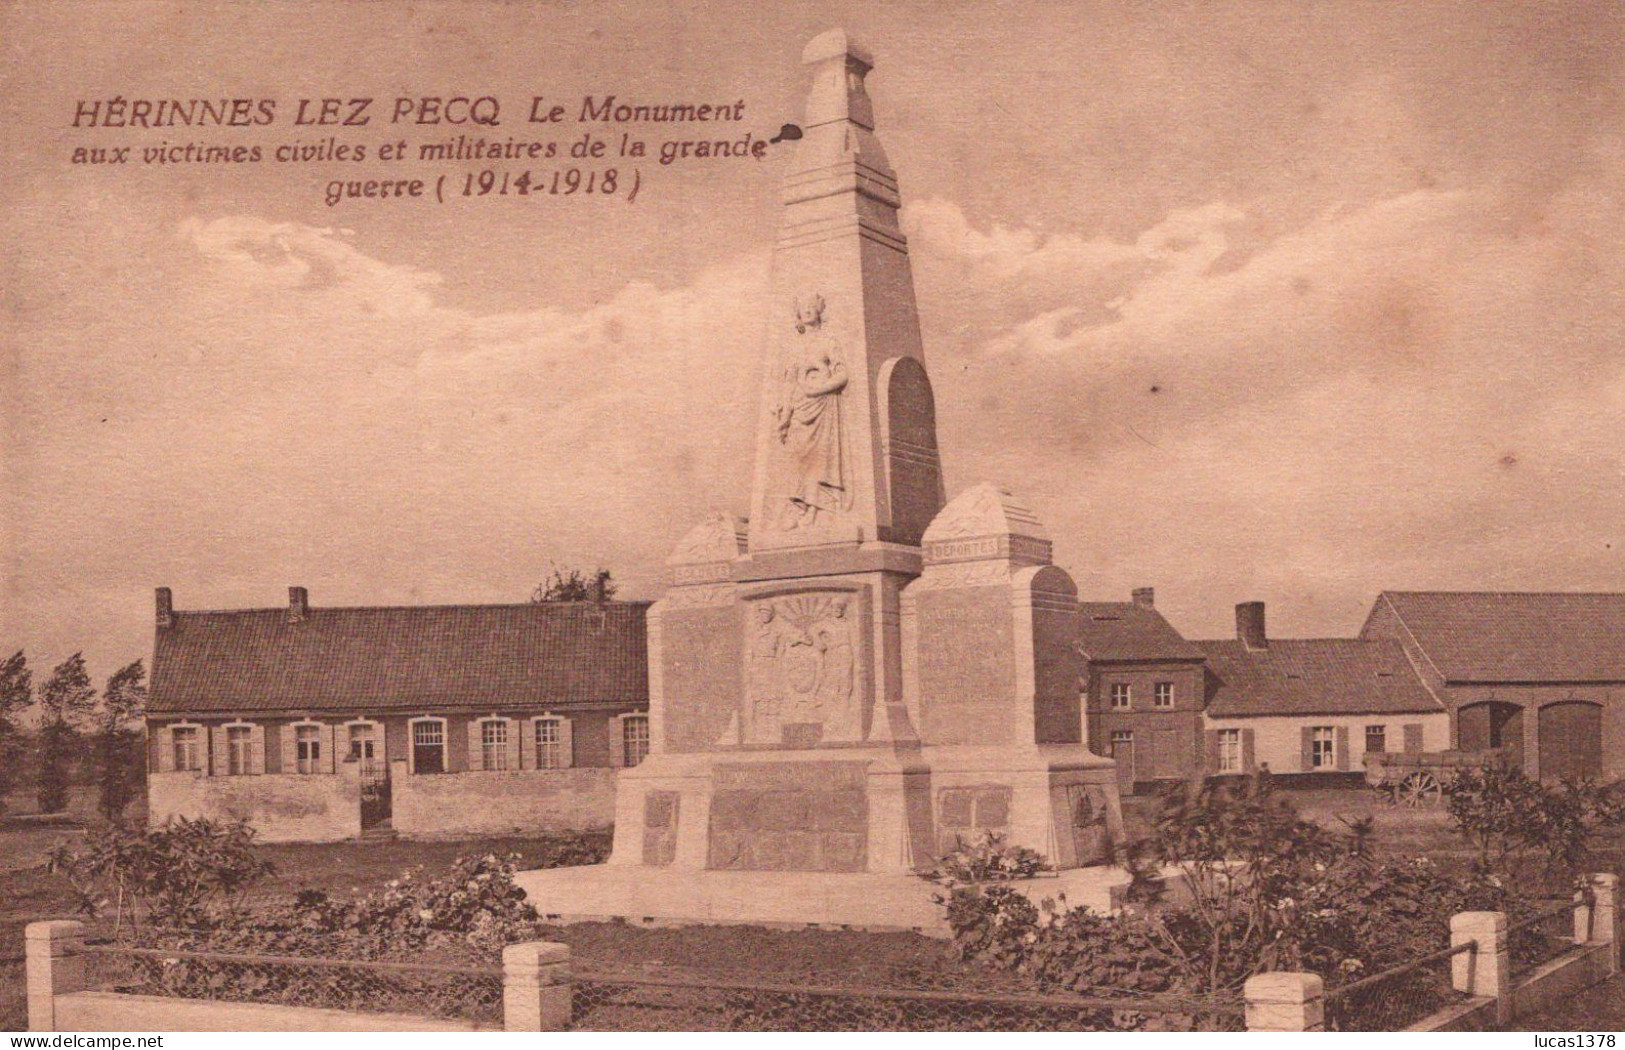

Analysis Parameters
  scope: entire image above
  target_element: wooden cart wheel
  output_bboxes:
[1398,771,1442,807]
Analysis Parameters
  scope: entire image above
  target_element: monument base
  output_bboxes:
[513,863,1148,937]
[601,743,1123,878]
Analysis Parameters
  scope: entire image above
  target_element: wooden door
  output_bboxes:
[1539,702,1602,782]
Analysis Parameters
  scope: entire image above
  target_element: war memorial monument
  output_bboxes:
[517,29,1128,931]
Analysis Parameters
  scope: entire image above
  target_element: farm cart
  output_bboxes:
[1364,748,1513,807]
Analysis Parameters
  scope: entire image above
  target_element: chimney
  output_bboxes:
[1131,587,1155,608]
[1236,601,1267,650]
[288,586,310,623]
[155,587,174,630]
[591,570,611,604]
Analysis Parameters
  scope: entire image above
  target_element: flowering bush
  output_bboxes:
[939,775,1519,1004]
[171,852,550,962]
[923,832,1051,887]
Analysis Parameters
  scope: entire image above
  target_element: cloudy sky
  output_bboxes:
[3,0,1622,684]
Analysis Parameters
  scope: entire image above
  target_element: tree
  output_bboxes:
[530,566,616,603]
[36,652,97,814]
[97,660,148,823]
[0,651,32,816]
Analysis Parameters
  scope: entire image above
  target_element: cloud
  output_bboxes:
[905,165,1625,636]
[180,216,443,318]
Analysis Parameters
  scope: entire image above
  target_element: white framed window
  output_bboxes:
[172,725,202,772]
[1217,728,1242,773]
[295,724,322,774]
[1110,683,1131,710]
[348,723,377,761]
[535,718,564,770]
[1365,724,1387,755]
[1311,726,1336,769]
[410,718,446,774]
[226,725,253,776]
[622,714,650,768]
[1153,682,1174,709]
[480,719,509,771]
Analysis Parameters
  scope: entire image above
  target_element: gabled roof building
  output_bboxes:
[1362,591,1625,782]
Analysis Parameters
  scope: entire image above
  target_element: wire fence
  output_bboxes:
[78,942,504,1026]
[569,963,1244,1031]
[1509,897,1582,977]
[61,933,1244,1032]
[1323,939,1476,1032]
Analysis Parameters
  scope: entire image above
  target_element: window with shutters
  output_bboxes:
[1217,728,1242,772]
[535,718,564,769]
[1153,682,1174,709]
[481,719,509,771]
[172,726,202,772]
[1310,726,1336,769]
[295,725,322,774]
[474,724,507,773]
[411,719,445,774]
[1110,683,1131,710]
[622,715,650,767]
[226,726,253,776]
[1365,724,1386,755]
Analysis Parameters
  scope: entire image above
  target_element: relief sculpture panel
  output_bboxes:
[744,591,862,746]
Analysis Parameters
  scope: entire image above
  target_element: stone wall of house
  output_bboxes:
[147,768,360,843]
[389,761,616,838]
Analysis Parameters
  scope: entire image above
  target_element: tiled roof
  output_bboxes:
[1196,637,1443,718]
[1078,602,1204,662]
[150,602,649,715]
[1367,591,1625,683]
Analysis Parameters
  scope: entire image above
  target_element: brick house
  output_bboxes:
[1196,602,1450,784]
[1361,591,1625,782]
[1079,588,1207,794]
[146,586,650,842]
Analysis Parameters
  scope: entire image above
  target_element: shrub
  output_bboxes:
[129,850,551,966]
[531,827,612,868]
[49,817,274,929]
[924,832,1051,887]
[1445,764,1625,890]
[938,774,1517,1005]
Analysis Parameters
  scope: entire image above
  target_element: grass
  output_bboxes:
[1510,973,1625,1031]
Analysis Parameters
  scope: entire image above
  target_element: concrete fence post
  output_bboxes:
[1450,910,1510,1026]
[502,940,571,1031]
[26,920,86,1032]
[1243,971,1324,1031]
[1576,873,1620,973]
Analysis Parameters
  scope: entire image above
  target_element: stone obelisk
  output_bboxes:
[588,30,1122,898]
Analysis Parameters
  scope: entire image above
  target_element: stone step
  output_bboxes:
[358,825,399,842]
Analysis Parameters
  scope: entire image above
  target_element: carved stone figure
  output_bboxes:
[772,294,852,530]
[746,606,786,744]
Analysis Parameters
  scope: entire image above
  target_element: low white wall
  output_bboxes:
[56,990,482,1032]
[1204,713,1450,775]
[147,768,360,842]
[391,763,616,838]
